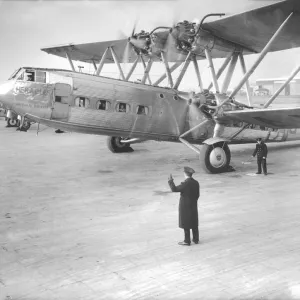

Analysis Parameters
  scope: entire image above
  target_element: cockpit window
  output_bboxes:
[9,68,22,80]
[24,70,35,82]
[16,70,24,81]
[36,71,46,83]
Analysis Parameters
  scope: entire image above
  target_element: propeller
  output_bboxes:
[119,19,139,74]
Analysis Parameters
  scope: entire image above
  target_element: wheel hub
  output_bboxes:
[209,147,227,168]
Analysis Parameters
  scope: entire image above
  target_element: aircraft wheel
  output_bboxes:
[107,136,133,153]
[200,142,231,174]
[7,118,18,127]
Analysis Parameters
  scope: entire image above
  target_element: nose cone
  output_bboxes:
[0,80,14,108]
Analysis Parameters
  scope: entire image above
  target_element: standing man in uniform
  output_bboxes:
[252,138,268,175]
[168,167,200,246]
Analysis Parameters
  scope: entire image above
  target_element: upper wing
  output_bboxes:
[203,0,300,53]
[220,107,300,128]
[41,40,206,64]
[41,39,137,64]
[41,0,300,63]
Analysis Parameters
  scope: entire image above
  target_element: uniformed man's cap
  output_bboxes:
[257,138,262,141]
[184,166,195,174]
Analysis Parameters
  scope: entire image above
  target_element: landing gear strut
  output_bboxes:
[107,136,134,153]
[200,142,231,173]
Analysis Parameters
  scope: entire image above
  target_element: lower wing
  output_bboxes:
[220,107,300,128]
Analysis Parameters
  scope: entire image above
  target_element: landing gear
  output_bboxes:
[16,119,31,132]
[199,142,231,174]
[107,136,134,153]
[6,118,18,127]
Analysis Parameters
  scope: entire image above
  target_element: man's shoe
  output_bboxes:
[193,240,199,244]
[178,241,190,246]
[264,173,268,175]
[256,172,261,174]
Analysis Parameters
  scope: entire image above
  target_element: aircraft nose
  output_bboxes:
[0,80,14,107]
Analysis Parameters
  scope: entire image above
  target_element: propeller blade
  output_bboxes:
[121,18,139,73]
[116,30,127,40]
[122,42,131,73]
[131,19,138,37]
[164,31,177,62]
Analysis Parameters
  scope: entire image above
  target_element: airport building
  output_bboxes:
[256,77,300,96]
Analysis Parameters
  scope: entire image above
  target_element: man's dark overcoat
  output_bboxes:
[168,177,200,229]
[252,142,268,158]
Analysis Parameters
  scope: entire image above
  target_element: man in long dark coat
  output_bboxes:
[168,166,200,246]
[252,138,268,175]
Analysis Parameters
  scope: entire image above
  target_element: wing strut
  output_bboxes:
[153,62,182,86]
[66,52,75,72]
[140,56,152,85]
[239,53,252,107]
[125,56,140,81]
[228,12,294,101]
[173,52,193,90]
[161,52,174,88]
[207,52,233,91]
[221,52,239,94]
[205,48,220,94]
[110,47,125,80]
[141,58,153,84]
[264,64,300,108]
[192,56,204,93]
[96,47,109,76]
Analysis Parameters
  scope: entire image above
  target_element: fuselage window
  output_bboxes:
[136,105,149,115]
[35,71,46,83]
[75,97,90,108]
[97,100,110,111]
[117,102,130,113]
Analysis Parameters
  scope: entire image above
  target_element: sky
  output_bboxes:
[0,0,300,91]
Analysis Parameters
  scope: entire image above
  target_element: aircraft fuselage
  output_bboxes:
[1,67,300,145]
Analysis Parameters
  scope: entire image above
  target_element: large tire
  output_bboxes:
[106,136,133,153]
[7,118,18,127]
[200,142,231,174]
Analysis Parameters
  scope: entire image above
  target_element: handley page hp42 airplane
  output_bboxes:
[1,0,300,174]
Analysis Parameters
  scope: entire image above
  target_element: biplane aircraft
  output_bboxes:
[1,0,300,173]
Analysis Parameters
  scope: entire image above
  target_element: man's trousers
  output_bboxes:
[184,227,199,244]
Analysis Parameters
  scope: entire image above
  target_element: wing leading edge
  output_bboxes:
[220,107,300,129]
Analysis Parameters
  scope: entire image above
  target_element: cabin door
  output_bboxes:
[51,83,71,120]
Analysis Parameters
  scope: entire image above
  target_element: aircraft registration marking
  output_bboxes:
[13,82,53,98]
[15,103,49,109]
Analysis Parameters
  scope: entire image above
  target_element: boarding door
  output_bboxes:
[51,83,71,120]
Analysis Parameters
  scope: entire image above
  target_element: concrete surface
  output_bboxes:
[1,119,300,300]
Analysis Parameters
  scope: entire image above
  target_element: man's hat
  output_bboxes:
[184,166,195,174]
[256,138,262,141]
